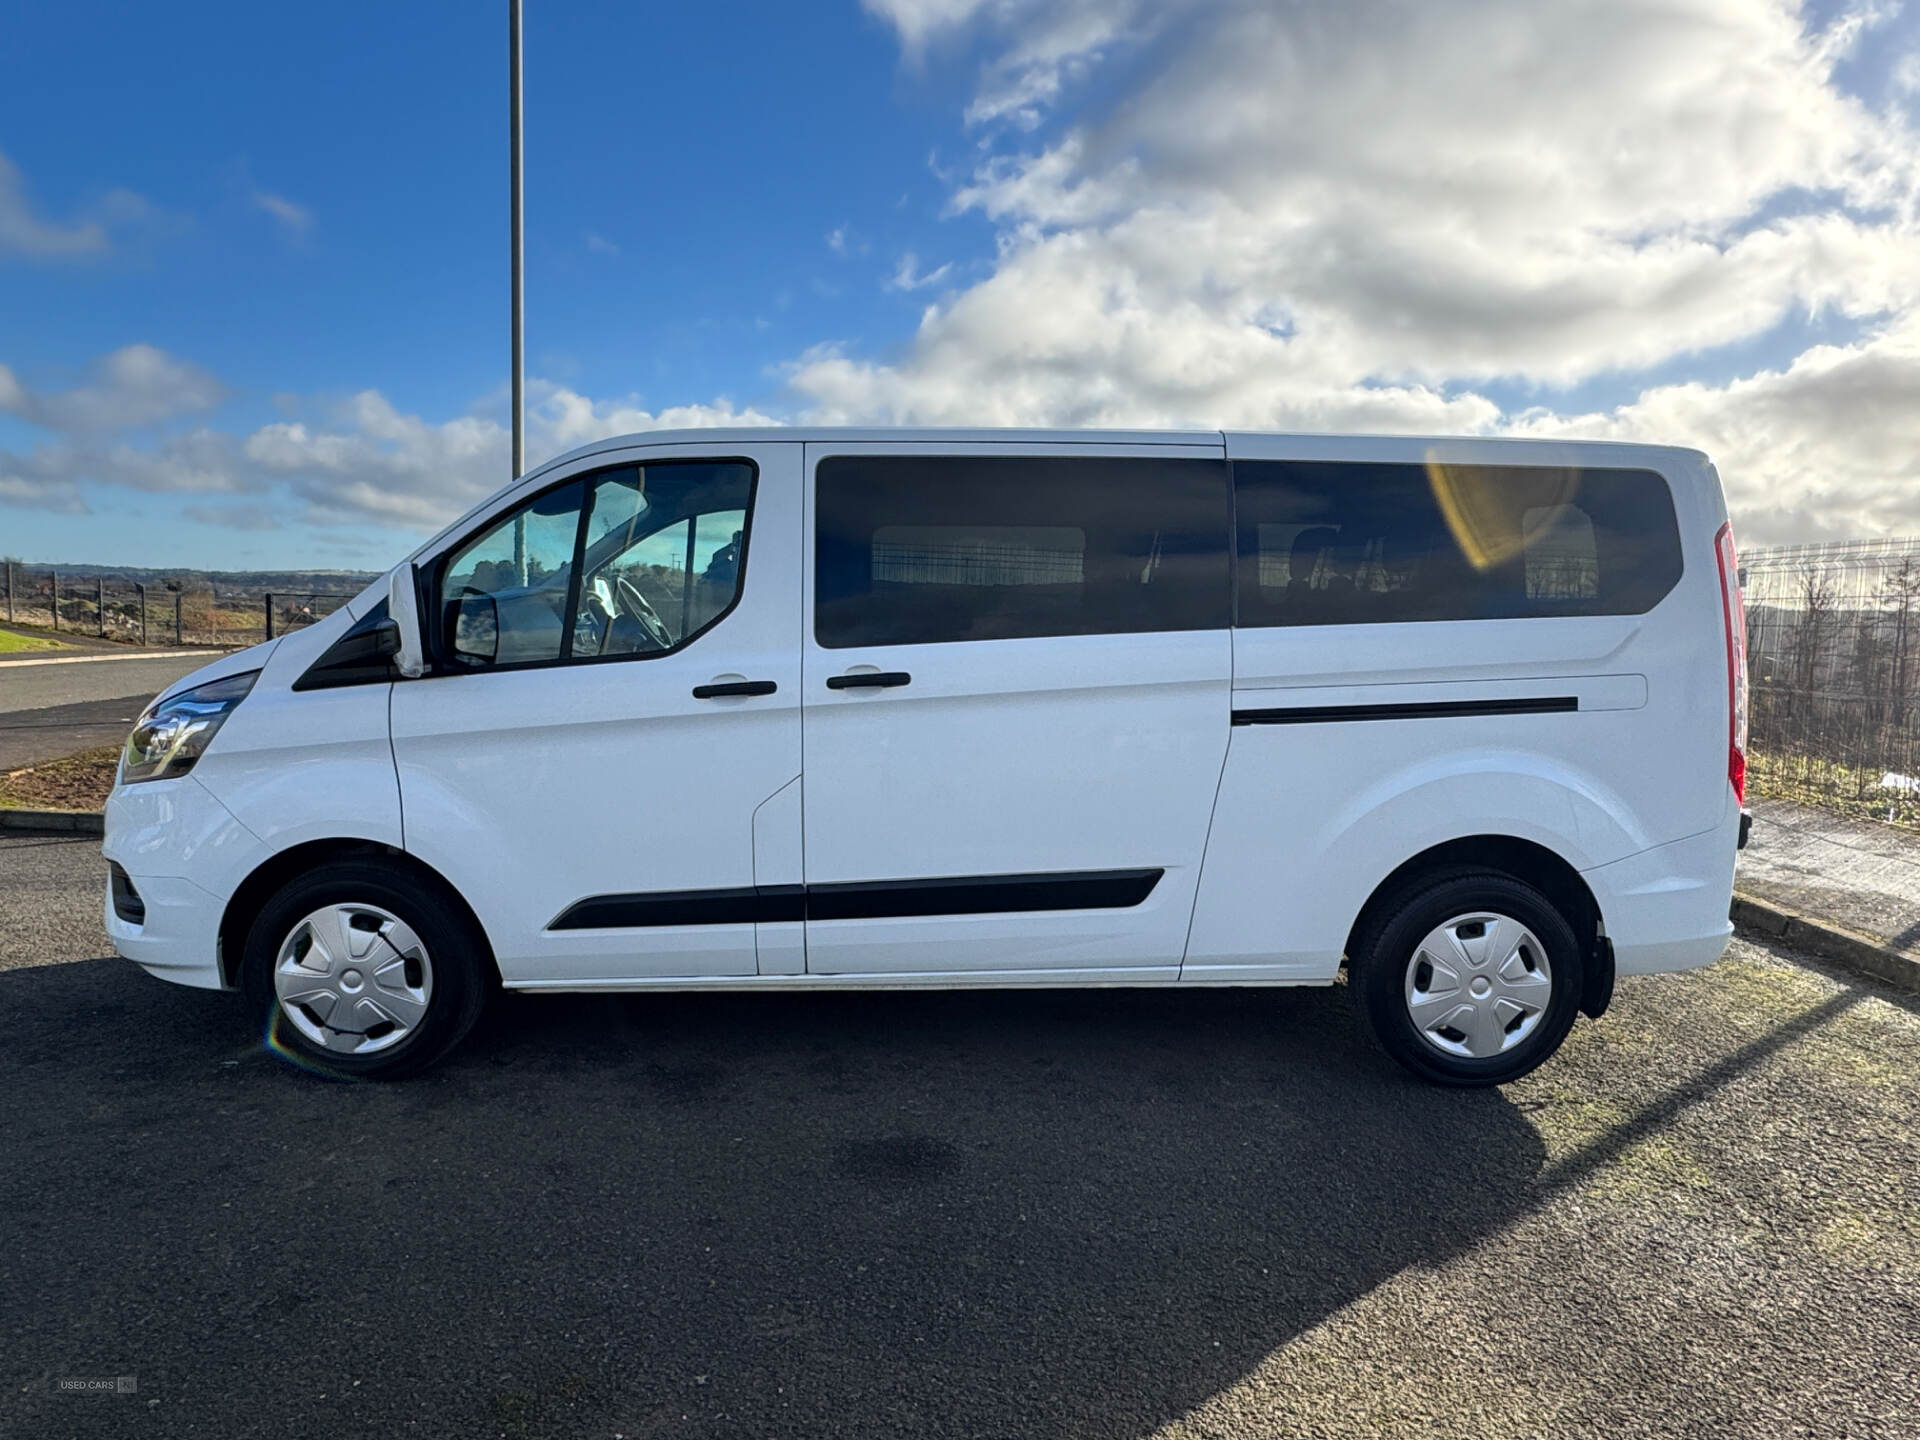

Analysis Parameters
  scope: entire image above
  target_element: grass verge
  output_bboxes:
[0,627,66,655]
[1747,748,1920,829]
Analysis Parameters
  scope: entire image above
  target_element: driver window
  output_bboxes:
[439,479,586,668]
[571,461,753,660]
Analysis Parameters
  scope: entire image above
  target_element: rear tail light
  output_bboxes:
[1713,521,1748,805]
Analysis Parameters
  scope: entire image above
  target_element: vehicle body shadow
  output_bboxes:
[5,957,1546,1438]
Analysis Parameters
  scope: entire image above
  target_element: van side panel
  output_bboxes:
[1184,443,1734,980]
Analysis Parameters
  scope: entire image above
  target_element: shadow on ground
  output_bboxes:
[1,958,1565,1438]
[13,943,1914,1439]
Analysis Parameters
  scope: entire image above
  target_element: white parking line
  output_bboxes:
[0,650,225,669]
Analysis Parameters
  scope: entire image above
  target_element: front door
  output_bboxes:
[391,441,803,986]
[798,442,1233,977]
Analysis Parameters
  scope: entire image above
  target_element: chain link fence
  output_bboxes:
[1,563,361,649]
[1741,536,1920,827]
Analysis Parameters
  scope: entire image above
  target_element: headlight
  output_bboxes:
[120,671,259,785]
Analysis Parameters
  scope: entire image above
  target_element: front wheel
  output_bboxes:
[1350,870,1584,1087]
[240,860,491,1080]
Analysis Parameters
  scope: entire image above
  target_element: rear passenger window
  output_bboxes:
[815,455,1230,647]
[1234,460,1682,626]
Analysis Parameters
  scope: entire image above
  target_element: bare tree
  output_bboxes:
[1850,612,1890,732]
[1790,566,1839,705]
[1885,556,1920,729]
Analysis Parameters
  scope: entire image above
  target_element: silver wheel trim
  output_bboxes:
[1402,910,1553,1060]
[272,903,433,1056]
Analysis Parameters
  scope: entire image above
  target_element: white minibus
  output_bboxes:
[105,429,1748,1085]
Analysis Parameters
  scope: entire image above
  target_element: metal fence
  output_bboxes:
[1,563,360,649]
[1741,536,1920,826]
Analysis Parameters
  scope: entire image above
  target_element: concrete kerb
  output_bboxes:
[0,809,105,837]
[1729,893,1920,994]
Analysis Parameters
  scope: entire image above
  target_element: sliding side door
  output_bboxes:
[798,441,1233,978]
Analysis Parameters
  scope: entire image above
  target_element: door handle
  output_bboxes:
[692,679,778,699]
[826,671,912,690]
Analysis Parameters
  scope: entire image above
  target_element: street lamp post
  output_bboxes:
[509,0,529,583]
[510,0,524,484]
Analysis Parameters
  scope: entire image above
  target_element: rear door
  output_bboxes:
[798,441,1233,977]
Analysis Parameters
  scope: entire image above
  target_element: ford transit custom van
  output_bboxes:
[105,429,1748,1085]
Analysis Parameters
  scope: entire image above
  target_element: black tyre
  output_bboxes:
[1350,869,1584,1087]
[240,859,492,1080]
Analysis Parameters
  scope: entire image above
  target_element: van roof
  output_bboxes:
[407,426,1711,572]
[525,426,1709,483]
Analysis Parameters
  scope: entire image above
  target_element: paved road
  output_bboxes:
[0,651,227,770]
[0,652,223,715]
[3,835,1917,1439]
[0,696,154,771]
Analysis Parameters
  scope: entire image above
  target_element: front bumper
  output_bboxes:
[104,871,231,990]
[102,775,269,991]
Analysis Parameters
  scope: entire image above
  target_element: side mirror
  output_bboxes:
[449,592,499,667]
[387,563,426,679]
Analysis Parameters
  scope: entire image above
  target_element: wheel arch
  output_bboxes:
[1344,834,1614,1018]
[217,838,497,990]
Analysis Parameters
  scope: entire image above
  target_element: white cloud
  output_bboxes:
[863,0,1152,129]
[1896,48,1920,95]
[0,147,120,259]
[861,0,998,55]
[585,229,619,255]
[1510,312,1920,544]
[0,345,227,435]
[886,252,955,291]
[0,473,89,514]
[253,190,313,235]
[811,0,1920,539]
[243,382,779,530]
[0,344,779,533]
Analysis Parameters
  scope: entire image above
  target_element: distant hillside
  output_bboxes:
[2,562,381,594]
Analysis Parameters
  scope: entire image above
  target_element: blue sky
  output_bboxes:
[4,0,1920,569]
[0,1,982,566]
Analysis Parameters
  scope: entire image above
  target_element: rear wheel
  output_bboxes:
[1350,870,1583,1087]
[240,860,491,1080]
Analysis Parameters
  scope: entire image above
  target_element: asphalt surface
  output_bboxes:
[0,652,216,715]
[0,696,152,771]
[3,835,1918,1439]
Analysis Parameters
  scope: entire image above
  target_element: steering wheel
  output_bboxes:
[614,574,676,651]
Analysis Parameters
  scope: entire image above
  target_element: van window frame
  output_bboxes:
[811,450,1234,649]
[1228,457,1685,627]
[420,454,760,679]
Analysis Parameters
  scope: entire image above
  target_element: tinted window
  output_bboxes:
[815,455,1230,647]
[1234,460,1682,626]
